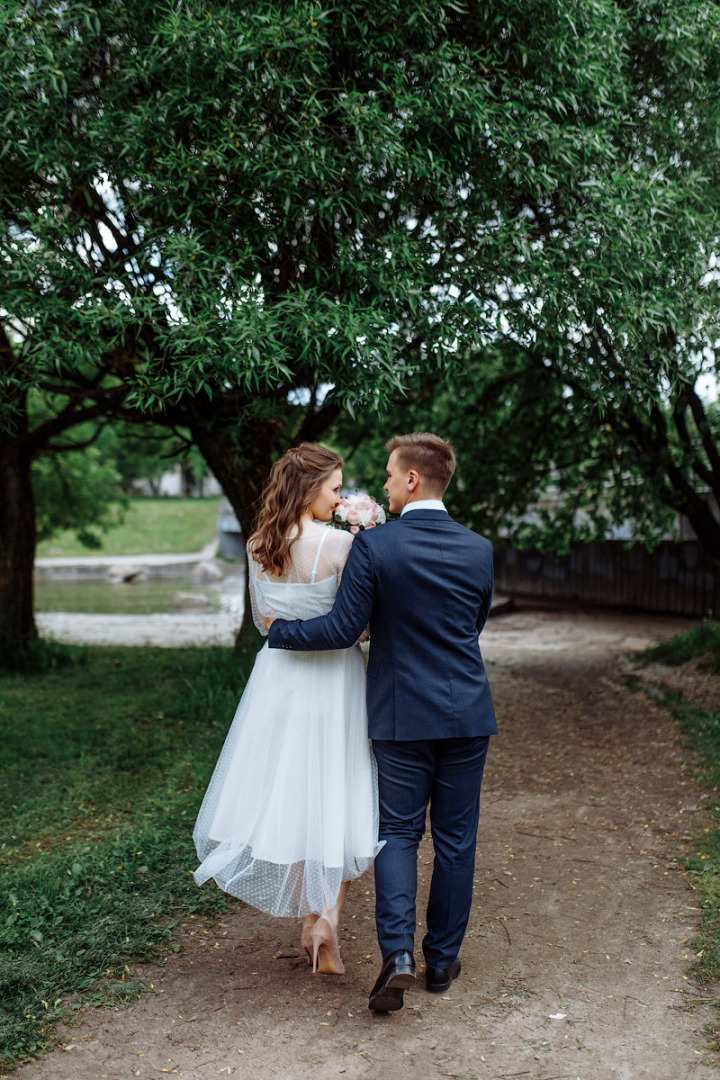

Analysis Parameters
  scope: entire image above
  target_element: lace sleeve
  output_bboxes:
[246,543,270,637]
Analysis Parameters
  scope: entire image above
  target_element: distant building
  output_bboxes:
[132,464,223,498]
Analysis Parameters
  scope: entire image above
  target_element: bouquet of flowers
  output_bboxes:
[332,493,387,535]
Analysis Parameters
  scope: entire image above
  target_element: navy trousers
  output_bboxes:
[371,736,491,968]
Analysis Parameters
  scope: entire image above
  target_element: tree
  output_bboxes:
[2,0,720,653]
[33,444,126,550]
[105,425,179,497]
[93,421,213,496]
[334,343,718,553]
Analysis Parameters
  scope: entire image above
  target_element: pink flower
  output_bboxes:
[347,509,360,523]
[364,521,376,528]
[350,525,360,534]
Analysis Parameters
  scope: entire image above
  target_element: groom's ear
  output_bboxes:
[407,469,420,491]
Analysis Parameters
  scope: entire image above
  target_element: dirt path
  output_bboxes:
[10,606,720,1080]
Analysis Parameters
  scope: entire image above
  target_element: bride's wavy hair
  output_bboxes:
[250,443,344,577]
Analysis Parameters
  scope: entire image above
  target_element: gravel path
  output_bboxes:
[9,605,719,1080]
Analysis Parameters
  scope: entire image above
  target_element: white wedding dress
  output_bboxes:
[193,527,382,917]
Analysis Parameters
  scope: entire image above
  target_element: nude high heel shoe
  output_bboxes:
[310,917,345,975]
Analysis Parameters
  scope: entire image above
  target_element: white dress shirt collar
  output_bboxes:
[400,499,447,516]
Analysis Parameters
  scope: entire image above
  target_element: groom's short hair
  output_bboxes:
[386,432,456,496]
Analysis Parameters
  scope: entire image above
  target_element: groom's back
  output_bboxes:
[359,511,497,741]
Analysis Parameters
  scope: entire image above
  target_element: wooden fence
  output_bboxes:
[493,540,720,619]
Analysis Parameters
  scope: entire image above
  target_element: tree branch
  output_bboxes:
[684,383,720,499]
[46,421,109,454]
[30,389,129,453]
[671,390,715,491]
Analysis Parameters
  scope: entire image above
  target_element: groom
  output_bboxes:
[268,432,497,1011]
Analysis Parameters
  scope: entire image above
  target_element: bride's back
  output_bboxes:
[248,528,353,630]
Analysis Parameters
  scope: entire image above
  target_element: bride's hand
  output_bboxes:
[264,615,276,632]
[357,624,370,644]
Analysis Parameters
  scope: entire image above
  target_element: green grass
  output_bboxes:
[653,689,720,983]
[636,620,720,673]
[36,497,220,559]
[0,637,88,675]
[0,639,261,1069]
[635,622,720,1023]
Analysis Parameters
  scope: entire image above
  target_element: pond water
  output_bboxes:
[34,573,247,617]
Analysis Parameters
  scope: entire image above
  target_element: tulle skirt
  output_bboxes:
[193,642,382,917]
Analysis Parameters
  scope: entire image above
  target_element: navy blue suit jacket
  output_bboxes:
[268,510,497,741]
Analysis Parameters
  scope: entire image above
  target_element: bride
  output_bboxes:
[193,443,382,975]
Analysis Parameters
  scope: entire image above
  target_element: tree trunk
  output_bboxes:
[673,492,720,563]
[628,398,720,563]
[566,362,720,564]
[0,407,38,655]
[191,407,342,640]
[191,419,282,641]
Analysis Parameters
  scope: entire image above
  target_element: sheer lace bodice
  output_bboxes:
[248,527,353,634]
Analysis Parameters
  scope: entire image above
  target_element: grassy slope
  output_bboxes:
[0,640,260,1068]
[636,622,720,1009]
[36,497,220,559]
